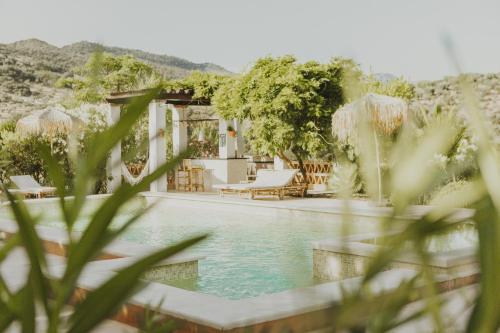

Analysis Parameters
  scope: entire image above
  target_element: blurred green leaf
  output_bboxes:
[1,186,51,315]
[68,235,207,333]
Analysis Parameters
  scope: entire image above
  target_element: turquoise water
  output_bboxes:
[0,197,378,299]
[115,199,379,299]
[0,198,476,299]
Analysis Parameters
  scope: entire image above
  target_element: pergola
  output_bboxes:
[105,89,246,193]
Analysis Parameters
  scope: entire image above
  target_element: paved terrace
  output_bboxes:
[144,191,475,221]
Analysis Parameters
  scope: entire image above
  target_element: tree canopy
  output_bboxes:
[57,52,162,103]
[164,71,229,101]
[213,56,355,177]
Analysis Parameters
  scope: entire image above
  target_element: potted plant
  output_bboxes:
[227,125,237,138]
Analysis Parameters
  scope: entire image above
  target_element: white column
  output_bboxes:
[218,119,236,159]
[171,105,188,156]
[234,120,245,158]
[149,101,167,192]
[107,104,121,193]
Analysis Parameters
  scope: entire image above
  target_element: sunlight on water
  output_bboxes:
[0,198,476,299]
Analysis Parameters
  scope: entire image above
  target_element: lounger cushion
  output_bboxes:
[10,175,43,189]
[9,175,56,195]
[214,169,298,190]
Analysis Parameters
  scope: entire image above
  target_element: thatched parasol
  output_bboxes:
[332,93,408,142]
[332,93,408,203]
[16,108,84,137]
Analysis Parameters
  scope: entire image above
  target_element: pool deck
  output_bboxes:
[143,191,474,221]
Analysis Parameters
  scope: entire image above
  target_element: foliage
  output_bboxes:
[188,121,219,158]
[165,71,230,101]
[213,56,350,178]
[57,52,163,103]
[0,88,206,332]
[331,69,500,332]
[0,118,17,133]
[0,132,71,186]
[188,140,218,159]
[429,180,474,208]
[414,106,479,197]
[329,161,363,195]
[363,75,416,101]
[0,108,109,193]
[120,111,150,164]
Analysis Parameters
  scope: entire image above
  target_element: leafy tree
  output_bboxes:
[164,70,229,100]
[213,56,351,179]
[57,52,162,103]
[363,75,415,100]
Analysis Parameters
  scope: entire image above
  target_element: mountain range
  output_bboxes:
[0,39,230,120]
[0,39,499,141]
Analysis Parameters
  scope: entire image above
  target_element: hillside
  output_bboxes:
[1,39,499,139]
[411,73,500,141]
[0,39,230,120]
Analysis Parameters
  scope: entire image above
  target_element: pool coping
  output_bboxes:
[313,232,478,269]
[28,253,480,331]
[143,191,475,221]
[1,191,475,221]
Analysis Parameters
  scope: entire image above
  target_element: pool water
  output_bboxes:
[0,198,477,299]
[0,197,378,299]
[115,199,379,299]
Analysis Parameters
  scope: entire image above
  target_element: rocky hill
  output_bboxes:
[0,39,230,120]
[411,73,500,141]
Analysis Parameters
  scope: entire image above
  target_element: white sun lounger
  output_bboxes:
[9,175,57,198]
[213,169,306,200]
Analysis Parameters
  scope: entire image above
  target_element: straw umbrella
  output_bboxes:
[332,93,408,202]
[16,107,84,152]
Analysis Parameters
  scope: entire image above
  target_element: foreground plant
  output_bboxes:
[332,58,500,332]
[0,87,205,332]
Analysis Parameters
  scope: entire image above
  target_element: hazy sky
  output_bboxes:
[0,0,499,81]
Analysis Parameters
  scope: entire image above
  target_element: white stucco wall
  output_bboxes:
[191,159,247,191]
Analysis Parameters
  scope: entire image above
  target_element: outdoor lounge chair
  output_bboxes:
[9,175,57,198]
[213,169,306,200]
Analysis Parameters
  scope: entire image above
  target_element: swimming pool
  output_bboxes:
[1,196,382,299]
[0,196,476,300]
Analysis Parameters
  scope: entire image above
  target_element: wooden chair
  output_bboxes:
[176,160,205,192]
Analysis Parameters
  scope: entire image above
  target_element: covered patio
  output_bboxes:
[105,89,247,193]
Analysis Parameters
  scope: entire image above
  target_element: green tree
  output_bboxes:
[213,56,351,180]
[165,70,229,101]
[57,52,162,103]
[363,75,415,100]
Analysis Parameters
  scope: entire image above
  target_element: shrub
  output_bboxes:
[429,180,475,207]
[0,111,109,193]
